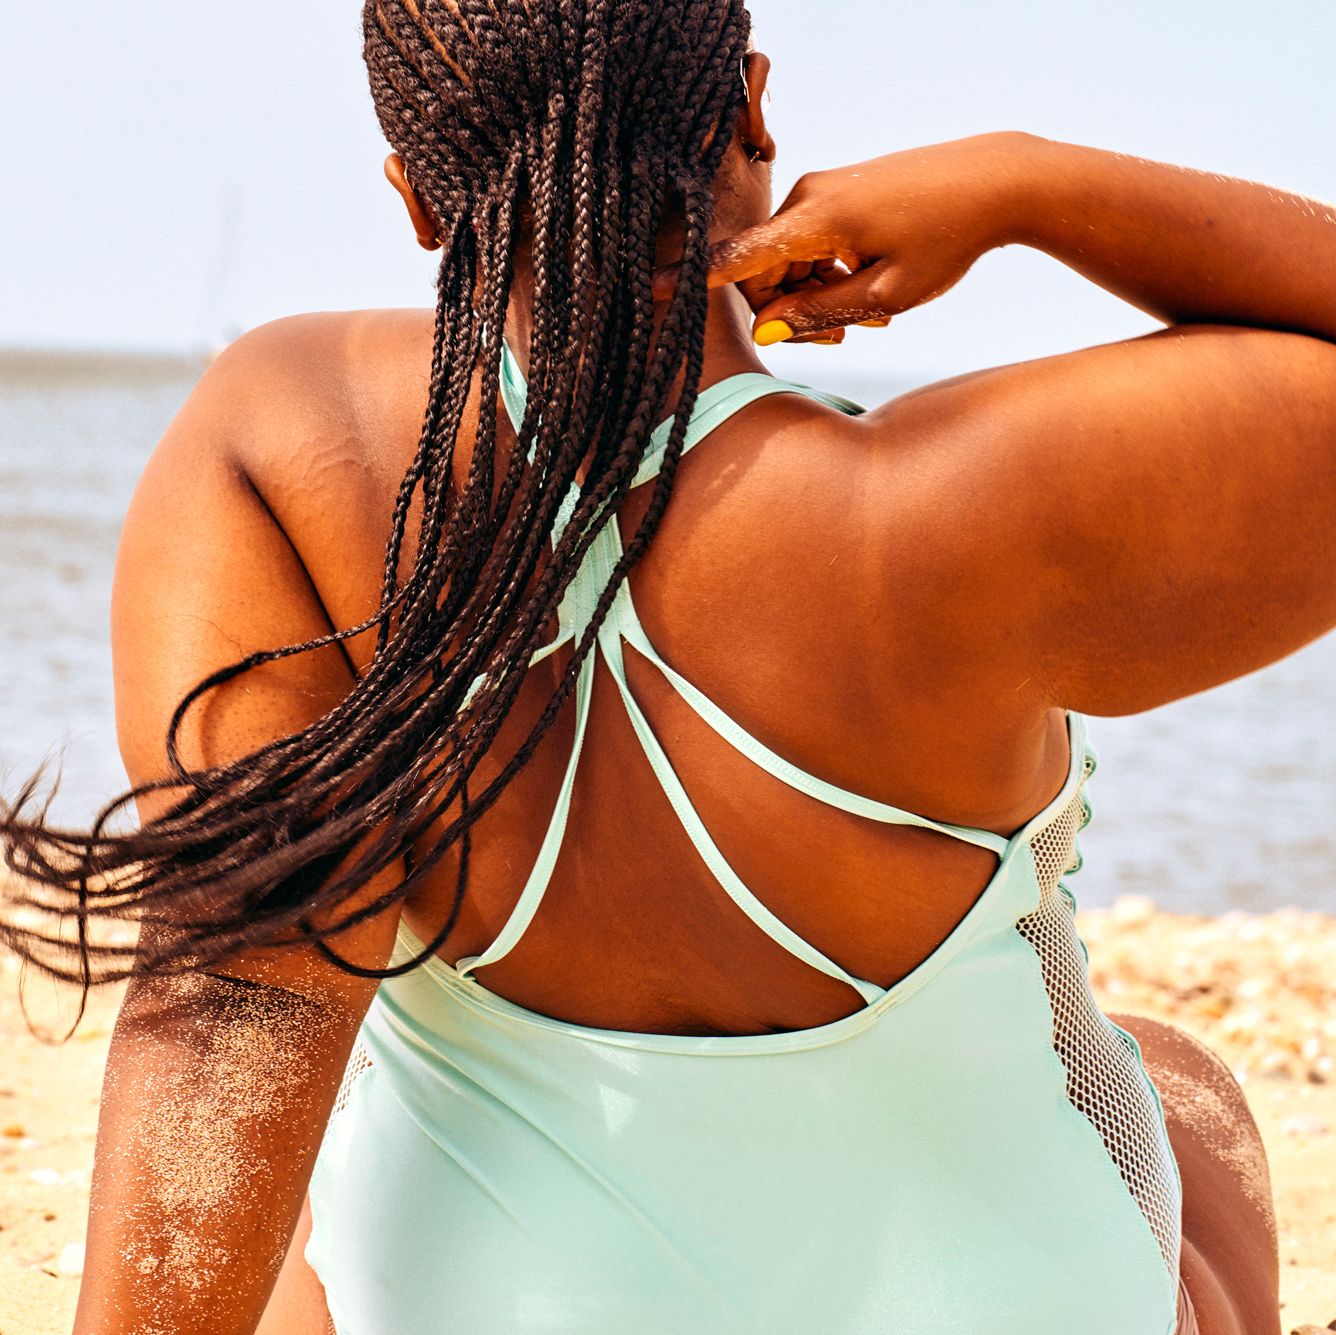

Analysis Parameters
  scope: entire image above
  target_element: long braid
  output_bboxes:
[1,0,753,985]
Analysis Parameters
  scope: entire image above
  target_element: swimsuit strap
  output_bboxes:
[498,338,863,543]
[458,342,1009,1003]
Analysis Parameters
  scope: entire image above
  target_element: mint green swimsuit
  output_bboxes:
[306,346,1184,1333]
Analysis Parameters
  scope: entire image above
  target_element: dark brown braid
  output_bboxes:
[1,0,753,986]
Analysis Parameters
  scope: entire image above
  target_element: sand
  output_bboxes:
[2,899,1334,1334]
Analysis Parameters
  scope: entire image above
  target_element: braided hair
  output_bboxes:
[1,0,754,986]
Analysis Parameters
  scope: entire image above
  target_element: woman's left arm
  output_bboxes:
[74,342,402,1334]
[74,964,379,1334]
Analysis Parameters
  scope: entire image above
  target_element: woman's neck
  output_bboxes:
[481,271,776,493]
[502,279,773,392]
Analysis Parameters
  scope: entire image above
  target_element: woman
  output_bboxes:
[4,0,1330,1330]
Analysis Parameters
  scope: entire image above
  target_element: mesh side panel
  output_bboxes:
[1015,755,1183,1284]
[332,1040,373,1117]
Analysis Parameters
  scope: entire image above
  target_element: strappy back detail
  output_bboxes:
[454,343,1014,1007]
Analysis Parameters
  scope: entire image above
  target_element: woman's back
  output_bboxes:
[218,306,1077,1036]
[211,295,1336,1045]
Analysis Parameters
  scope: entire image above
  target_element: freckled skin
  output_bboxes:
[76,55,1336,1335]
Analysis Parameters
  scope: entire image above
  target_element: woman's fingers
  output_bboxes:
[770,272,850,345]
[748,258,903,341]
[735,259,803,309]
[650,209,828,300]
[731,260,816,312]
[787,327,848,345]
[649,232,907,345]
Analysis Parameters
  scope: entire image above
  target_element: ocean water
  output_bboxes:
[1,352,1332,915]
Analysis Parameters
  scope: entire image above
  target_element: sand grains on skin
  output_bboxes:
[0,955,335,1334]
[105,971,334,1328]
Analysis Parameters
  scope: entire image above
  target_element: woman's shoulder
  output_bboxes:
[218,307,436,363]
[131,309,439,667]
[187,306,436,515]
[202,308,436,444]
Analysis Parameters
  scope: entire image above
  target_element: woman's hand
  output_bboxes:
[653,131,1035,344]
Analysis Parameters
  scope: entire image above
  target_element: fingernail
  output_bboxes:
[858,318,891,328]
[754,319,794,347]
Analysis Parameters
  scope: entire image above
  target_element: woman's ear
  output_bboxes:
[384,154,442,251]
[740,51,777,165]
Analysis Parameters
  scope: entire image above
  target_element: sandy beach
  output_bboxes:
[2,898,1334,1334]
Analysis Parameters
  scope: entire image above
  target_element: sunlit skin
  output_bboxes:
[67,40,1336,1335]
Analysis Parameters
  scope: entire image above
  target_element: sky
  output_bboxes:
[3,0,1335,383]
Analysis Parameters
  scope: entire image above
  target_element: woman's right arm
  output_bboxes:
[678,133,1336,715]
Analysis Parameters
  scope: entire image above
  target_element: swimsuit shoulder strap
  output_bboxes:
[499,338,864,498]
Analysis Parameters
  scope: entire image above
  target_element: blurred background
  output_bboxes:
[1,0,1333,911]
